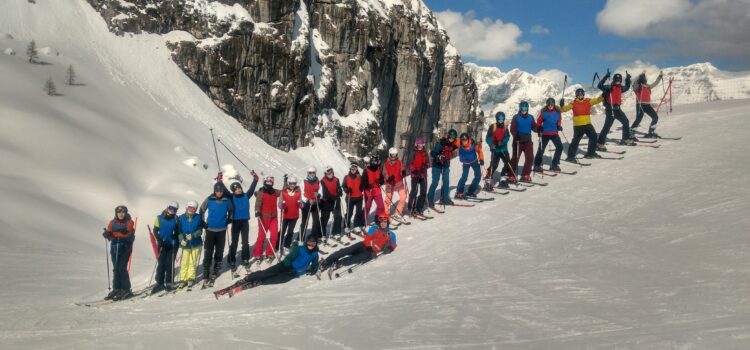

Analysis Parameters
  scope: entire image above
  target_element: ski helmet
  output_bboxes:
[167,201,179,212]
[495,111,506,122]
[363,156,371,164]
[575,88,585,98]
[186,200,198,210]
[264,175,274,184]
[370,154,380,164]
[213,182,225,193]
[115,205,128,215]
[349,162,359,170]
[287,175,298,185]
[376,211,390,224]
[546,97,555,106]
[415,137,426,147]
[637,74,647,84]
[325,165,334,173]
[305,235,319,244]
[307,166,317,174]
[448,129,458,140]
[388,147,398,158]
[613,73,622,83]
[230,182,242,192]
[519,101,530,111]
[459,132,469,141]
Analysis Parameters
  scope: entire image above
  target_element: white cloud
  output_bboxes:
[615,60,661,76]
[435,10,531,61]
[596,0,750,60]
[530,25,550,35]
[535,69,571,85]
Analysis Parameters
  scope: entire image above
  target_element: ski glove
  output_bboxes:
[186,234,192,241]
[180,240,187,247]
[384,245,394,254]
[102,230,113,240]
[559,98,565,108]
[479,160,485,166]
[558,126,563,132]
[401,170,407,177]
[255,211,262,218]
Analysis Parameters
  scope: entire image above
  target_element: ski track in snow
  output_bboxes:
[2,1,750,349]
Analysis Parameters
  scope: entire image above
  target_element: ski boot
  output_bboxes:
[151,284,165,294]
[104,289,119,300]
[507,176,518,184]
[550,165,562,172]
[454,193,465,200]
[520,175,532,183]
[584,153,602,159]
[498,180,510,189]
[619,139,636,146]
[644,131,659,139]
[230,262,237,273]
[465,191,478,198]
[532,165,544,173]
[596,143,608,152]
[113,289,133,301]
[441,198,455,206]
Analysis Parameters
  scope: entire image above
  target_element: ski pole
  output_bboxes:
[209,128,220,171]
[104,238,111,291]
[257,217,278,259]
[299,198,313,243]
[217,138,253,172]
[196,231,204,282]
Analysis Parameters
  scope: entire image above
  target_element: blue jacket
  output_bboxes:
[514,113,534,135]
[154,212,179,246]
[178,213,203,248]
[200,193,234,231]
[283,244,320,276]
[540,109,561,134]
[457,140,479,164]
[231,178,258,220]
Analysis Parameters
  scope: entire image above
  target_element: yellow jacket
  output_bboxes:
[562,94,604,126]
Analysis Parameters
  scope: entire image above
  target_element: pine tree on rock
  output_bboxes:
[26,39,38,63]
[44,77,56,96]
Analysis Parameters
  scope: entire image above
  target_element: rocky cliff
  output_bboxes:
[86,0,480,160]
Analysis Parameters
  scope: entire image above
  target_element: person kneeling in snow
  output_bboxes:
[318,212,397,275]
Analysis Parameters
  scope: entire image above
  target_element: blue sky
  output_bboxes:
[424,0,750,83]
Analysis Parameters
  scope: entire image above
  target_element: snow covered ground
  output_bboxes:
[2,1,750,349]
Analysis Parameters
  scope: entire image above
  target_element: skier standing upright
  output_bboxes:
[102,205,135,300]
[254,175,281,261]
[280,176,301,249]
[383,148,407,220]
[319,166,344,240]
[300,167,323,241]
[533,98,564,172]
[596,71,636,149]
[407,137,429,216]
[631,71,664,138]
[484,112,511,189]
[560,88,604,161]
[200,182,234,285]
[362,155,385,223]
[152,202,180,293]
[177,200,203,288]
[342,163,366,233]
[428,129,458,207]
[510,101,538,183]
[228,172,259,271]
[455,132,484,198]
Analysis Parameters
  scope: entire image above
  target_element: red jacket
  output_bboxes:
[255,187,280,218]
[281,188,301,219]
[383,159,404,184]
[364,227,397,254]
[409,149,428,179]
[362,166,383,197]
[303,178,320,202]
[343,173,364,198]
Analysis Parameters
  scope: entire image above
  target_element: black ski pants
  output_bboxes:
[568,124,599,158]
[110,243,132,290]
[534,135,563,167]
[632,103,659,130]
[228,219,250,264]
[598,105,630,144]
[202,230,226,275]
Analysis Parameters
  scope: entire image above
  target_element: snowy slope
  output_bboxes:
[0,0,347,331]
[3,1,750,349]
[469,62,750,124]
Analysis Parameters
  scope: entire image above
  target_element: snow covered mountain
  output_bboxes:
[469,62,750,123]
[85,0,480,159]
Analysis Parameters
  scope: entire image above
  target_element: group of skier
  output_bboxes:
[100,70,667,301]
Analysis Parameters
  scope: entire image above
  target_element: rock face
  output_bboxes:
[86,0,480,160]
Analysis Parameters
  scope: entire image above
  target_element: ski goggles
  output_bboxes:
[167,206,178,213]
[520,106,529,111]
[187,206,197,213]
